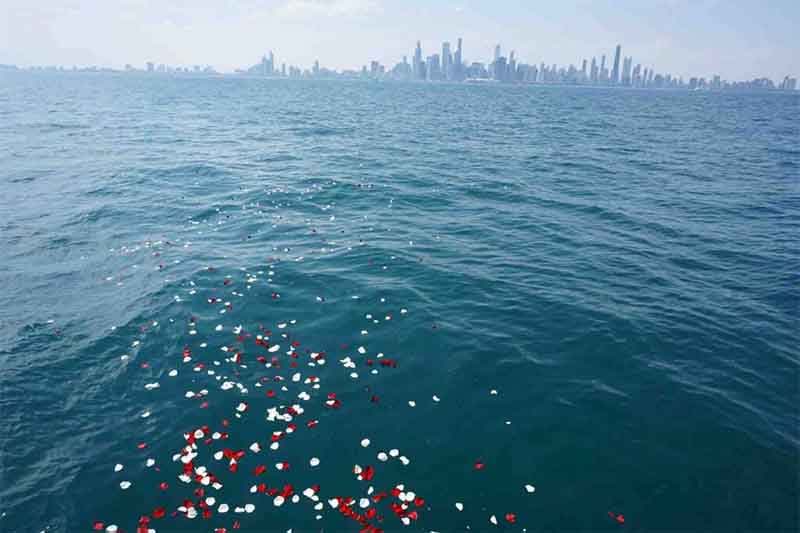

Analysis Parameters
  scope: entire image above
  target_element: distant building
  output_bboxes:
[621,56,632,86]
[611,44,621,84]
[632,63,642,86]
[427,54,441,80]
[413,41,424,80]
[493,56,508,82]
[453,38,463,81]
[442,42,452,80]
[600,54,607,83]
[780,76,798,90]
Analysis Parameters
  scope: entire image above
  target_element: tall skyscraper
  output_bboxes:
[454,38,463,80]
[413,41,423,80]
[494,56,508,82]
[600,54,608,82]
[494,44,501,62]
[611,44,621,84]
[621,56,632,86]
[430,54,442,80]
[581,59,588,82]
[590,57,598,83]
[442,42,452,80]
[261,51,275,76]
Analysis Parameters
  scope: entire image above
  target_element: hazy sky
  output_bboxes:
[2,0,798,80]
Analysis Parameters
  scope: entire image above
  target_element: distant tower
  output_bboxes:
[454,38,463,80]
[442,42,452,80]
[621,56,632,86]
[494,56,508,82]
[427,54,441,80]
[611,44,621,84]
[600,54,607,82]
[494,44,501,62]
[414,41,423,80]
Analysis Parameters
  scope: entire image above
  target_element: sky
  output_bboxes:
[2,0,798,81]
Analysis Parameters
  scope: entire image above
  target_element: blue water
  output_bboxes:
[0,73,798,533]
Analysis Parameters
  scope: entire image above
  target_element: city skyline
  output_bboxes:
[269,39,795,90]
[2,1,799,82]
[7,38,797,92]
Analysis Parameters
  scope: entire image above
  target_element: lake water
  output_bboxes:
[0,73,798,532]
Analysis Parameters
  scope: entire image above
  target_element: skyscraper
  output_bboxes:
[494,44,501,62]
[442,42,452,80]
[454,38,463,81]
[494,56,508,82]
[413,41,423,80]
[621,56,632,86]
[600,54,608,82]
[590,57,598,83]
[261,52,275,76]
[426,54,441,80]
[611,44,621,84]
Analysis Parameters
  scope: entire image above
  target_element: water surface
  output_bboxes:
[0,73,798,532]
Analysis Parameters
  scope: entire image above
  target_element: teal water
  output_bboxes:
[0,73,798,532]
